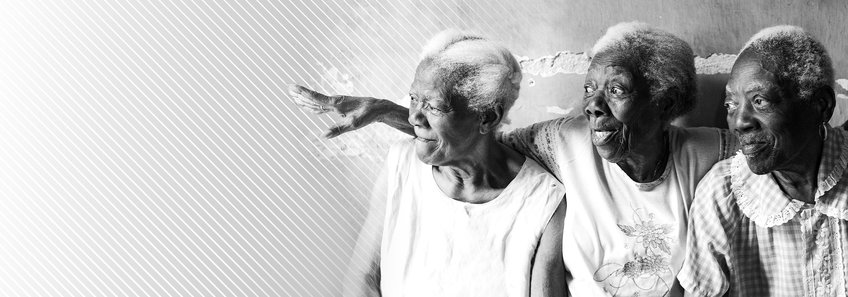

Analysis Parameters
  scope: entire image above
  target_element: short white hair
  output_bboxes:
[741,25,834,102]
[418,29,522,121]
[590,22,697,122]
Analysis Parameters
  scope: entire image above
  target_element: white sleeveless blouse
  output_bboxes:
[379,140,565,297]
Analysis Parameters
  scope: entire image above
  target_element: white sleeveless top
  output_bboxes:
[379,140,565,297]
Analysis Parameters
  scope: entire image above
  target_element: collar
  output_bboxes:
[731,127,848,227]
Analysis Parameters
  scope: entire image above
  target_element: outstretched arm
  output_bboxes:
[288,84,413,138]
[530,198,567,297]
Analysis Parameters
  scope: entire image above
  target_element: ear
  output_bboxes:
[813,85,836,123]
[478,106,504,134]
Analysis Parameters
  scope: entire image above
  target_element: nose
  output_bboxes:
[408,101,428,128]
[584,93,609,118]
[731,100,758,134]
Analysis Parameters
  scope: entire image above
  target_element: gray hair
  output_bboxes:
[418,29,522,122]
[740,25,834,102]
[591,22,697,122]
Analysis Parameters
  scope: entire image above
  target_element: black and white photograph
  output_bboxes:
[1,0,847,296]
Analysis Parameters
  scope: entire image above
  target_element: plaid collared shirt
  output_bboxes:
[679,127,848,297]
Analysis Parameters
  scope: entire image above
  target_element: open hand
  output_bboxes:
[288,84,385,138]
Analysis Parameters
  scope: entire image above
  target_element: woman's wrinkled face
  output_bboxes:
[725,50,820,175]
[582,53,664,163]
[408,61,482,165]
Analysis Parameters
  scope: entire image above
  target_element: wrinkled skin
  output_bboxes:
[724,50,824,175]
[582,52,667,182]
[407,60,485,166]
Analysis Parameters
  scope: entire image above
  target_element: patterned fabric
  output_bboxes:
[679,127,848,297]
[500,114,732,296]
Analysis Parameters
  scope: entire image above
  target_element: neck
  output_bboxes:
[617,128,669,183]
[437,137,514,186]
[433,135,524,202]
[772,136,825,203]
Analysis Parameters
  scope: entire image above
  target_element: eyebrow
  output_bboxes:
[743,82,771,94]
[726,82,773,96]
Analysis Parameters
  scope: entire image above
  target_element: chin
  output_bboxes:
[594,143,627,163]
[743,145,782,175]
[414,147,443,165]
[415,149,434,164]
[744,156,776,175]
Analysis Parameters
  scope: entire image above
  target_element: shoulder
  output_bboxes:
[670,126,736,181]
[670,126,731,160]
[690,157,741,228]
[697,157,734,197]
[507,113,586,141]
[388,138,415,156]
[518,158,567,198]
[387,138,415,162]
[384,138,419,178]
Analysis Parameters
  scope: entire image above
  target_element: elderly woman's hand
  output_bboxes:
[288,84,415,138]
[288,84,386,138]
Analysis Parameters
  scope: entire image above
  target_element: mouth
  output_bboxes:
[591,129,620,145]
[414,136,435,143]
[741,142,769,156]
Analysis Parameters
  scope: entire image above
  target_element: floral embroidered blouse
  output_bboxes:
[503,114,733,296]
[679,127,848,297]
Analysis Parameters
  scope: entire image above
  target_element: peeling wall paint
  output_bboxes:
[837,79,848,93]
[515,51,848,128]
[693,54,738,75]
[517,52,591,76]
[518,52,741,76]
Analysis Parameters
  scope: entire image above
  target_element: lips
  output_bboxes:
[741,142,768,156]
[591,129,619,145]
[737,133,771,156]
[414,136,435,143]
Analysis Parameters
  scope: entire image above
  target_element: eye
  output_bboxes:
[724,100,738,111]
[584,85,595,93]
[609,87,625,95]
[752,96,770,108]
[422,101,450,116]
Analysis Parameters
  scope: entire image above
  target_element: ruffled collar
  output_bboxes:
[731,128,848,227]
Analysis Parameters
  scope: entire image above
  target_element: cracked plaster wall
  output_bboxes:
[311,0,848,159]
[276,1,848,295]
[514,52,848,131]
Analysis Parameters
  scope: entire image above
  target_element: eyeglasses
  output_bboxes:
[410,95,451,117]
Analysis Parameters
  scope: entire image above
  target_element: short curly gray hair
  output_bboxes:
[418,29,522,121]
[740,25,834,102]
[591,22,697,122]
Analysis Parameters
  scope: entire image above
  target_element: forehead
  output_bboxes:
[587,52,635,78]
[587,62,634,80]
[411,60,447,96]
[726,52,778,93]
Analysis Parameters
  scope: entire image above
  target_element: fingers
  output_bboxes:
[323,118,359,139]
[288,84,328,103]
[288,84,334,114]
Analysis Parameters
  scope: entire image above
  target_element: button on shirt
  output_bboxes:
[679,127,848,297]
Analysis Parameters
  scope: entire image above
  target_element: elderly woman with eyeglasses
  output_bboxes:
[328,30,567,297]
[679,26,847,297]
[291,23,735,297]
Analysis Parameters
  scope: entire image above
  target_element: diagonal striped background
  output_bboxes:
[1,1,846,296]
[0,0,531,296]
